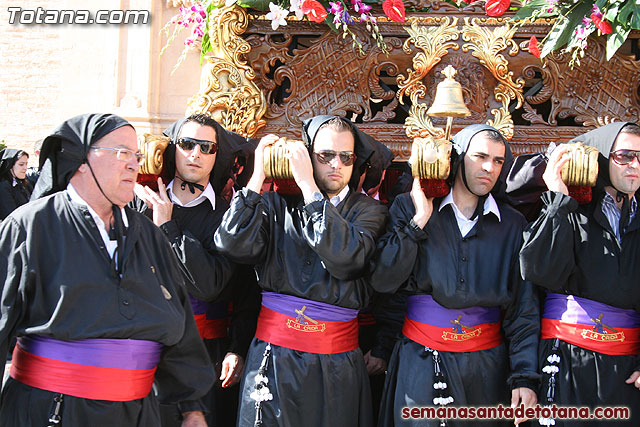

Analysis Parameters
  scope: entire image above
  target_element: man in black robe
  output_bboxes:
[520,122,640,426]
[133,113,259,427]
[0,114,214,427]
[214,115,388,426]
[372,124,540,426]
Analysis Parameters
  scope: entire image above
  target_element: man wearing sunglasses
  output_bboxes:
[521,122,640,425]
[134,114,259,427]
[215,115,388,426]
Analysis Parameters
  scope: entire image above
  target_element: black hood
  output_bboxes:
[302,115,378,190]
[450,124,513,201]
[568,122,634,191]
[162,118,257,194]
[0,148,25,181]
[31,114,132,200]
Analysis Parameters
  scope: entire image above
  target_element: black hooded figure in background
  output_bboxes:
[372,124,540,426]
[214,115,388,426]
[520,122,640,426]
[0,113,214,427]
[0,148,32,220]
[132,113,260,427]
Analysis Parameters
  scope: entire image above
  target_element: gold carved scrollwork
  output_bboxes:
[138,133,170,175]
[397,17,460,139]
[398,17,525,141]
[461,18,524,140]
[186,5,267,138]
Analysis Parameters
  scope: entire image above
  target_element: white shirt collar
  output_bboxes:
[167,179,216,209]
[329,185,350,207]
[66,183,129,258]
[439,191,501,221]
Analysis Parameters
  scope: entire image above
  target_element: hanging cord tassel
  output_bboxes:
[251,344,273,427]
[539,339,561,426]
[46,393,64,427]
[425,347,453,427]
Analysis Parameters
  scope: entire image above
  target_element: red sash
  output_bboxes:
[541,319,640,355]
[194,314,229,340]
[10,336,161,401]
[256,306,358,354]
[403,317,503,352]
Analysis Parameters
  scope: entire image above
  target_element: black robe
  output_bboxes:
[371,193,540,427]
[520,190,640,425]
[214,188,388,427]
[132,195,259,427]
[0,179,31,220]
[0,191,214,427]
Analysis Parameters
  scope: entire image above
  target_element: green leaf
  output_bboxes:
[512,0,551,20]
[604,4,619,23]
[617,2,635,27]
[238,0,272,11]
[540,2,592,58]
[606,26,631,60]
[632,6,640,29]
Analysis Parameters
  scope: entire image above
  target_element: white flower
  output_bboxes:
[255,374,269,384]
[542,365,559,374]
[547,354,561,363]
[265,2,289,31]
[538,417,556,425]
[250,385,274,402]
[289,0,305,20]
[433,382,448,390]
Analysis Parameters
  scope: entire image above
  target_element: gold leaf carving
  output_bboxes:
[186,5,266,138]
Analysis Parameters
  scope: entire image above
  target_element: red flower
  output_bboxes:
[382,0,405,23]
[485,0,510,17]
[590,14,613,35]
[301,0,328,23]
[529,36,541,58]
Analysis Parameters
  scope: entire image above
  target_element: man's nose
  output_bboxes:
[189,144,202,159]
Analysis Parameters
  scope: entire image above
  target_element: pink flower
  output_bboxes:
[329,1,343,15]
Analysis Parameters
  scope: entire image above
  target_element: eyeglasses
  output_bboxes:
[610,149,640,166]
[177,137,218,155]
[90,147,146,164]
[313,150,357,166]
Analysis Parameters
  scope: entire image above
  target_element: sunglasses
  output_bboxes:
[610,149,640,166]
[177,137,218,155]
[313,150,357,166]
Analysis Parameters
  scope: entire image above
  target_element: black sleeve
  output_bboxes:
[153,248,216,404]
[214,188,270,265]
[226,266,260,358]
[370,194,427,294]
[0,181,18,220]
[520,191,579,290]
[159,219,236,302]
[300,196,388,281]
[0,217,28,378]
[503,252,541,391]
[369,292,407,363]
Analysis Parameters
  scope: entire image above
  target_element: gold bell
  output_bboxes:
[427,65,472,118]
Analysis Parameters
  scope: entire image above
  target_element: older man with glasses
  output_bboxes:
[521,122,640,426]
[214,115,388,427]
[0,114,214,427]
